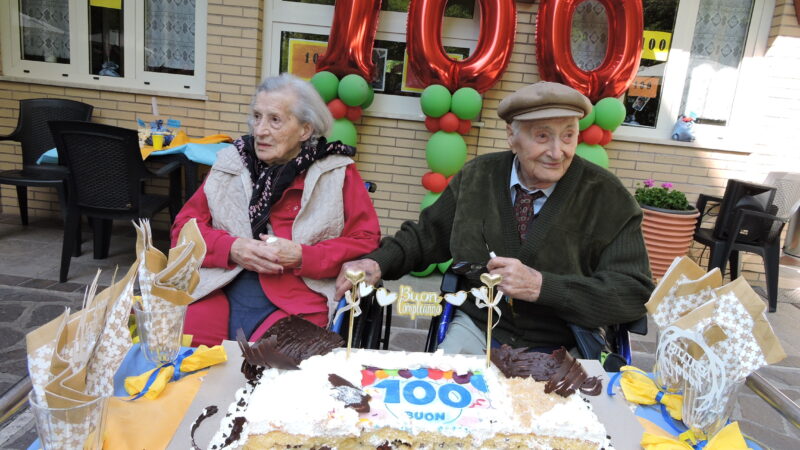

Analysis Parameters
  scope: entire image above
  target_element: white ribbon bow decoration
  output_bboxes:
[333,289,362,325]
[471,286,503,328]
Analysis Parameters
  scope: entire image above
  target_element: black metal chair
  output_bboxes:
[0,98,94,225]
[49,121,182,282]
[693,177,800,312]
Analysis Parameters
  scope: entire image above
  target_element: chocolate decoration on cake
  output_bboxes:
[491,345,602,397]
[328,374,371,413]
[190,405,218,450]
[237,330,300,371]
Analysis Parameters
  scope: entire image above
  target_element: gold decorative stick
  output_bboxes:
[479,273,502,368]
[344,270,365,358]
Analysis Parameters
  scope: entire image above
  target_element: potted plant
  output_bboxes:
[635,180,699,278]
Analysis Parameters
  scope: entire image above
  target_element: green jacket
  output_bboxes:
[370,152,654,348]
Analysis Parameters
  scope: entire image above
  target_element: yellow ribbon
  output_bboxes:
[641,421,749,449]
[619,365,683,420]
[125,345,226,399]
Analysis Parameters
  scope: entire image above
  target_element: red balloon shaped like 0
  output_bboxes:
[581,125,604,146]
[421,171,448,193]
[536,0,643,102]
[407,0,517,93]
[328,99,347,119]
[346,106,362,122]
[315,0,381,79]
[439,112,459,133]
[457,119,471,135]
[425,116,441,133]
[600,129,613,146]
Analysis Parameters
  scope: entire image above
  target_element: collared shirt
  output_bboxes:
[509,156,556,215]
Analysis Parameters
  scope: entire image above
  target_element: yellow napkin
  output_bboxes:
[124,345,226,399]
[105,371,206,450]
[619,366,683,420]
[140,131,233,159]
[641,421,749,450]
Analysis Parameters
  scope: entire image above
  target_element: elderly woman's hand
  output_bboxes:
[335,259,382,299]
[230,238,286,274]
[259,234,302,269]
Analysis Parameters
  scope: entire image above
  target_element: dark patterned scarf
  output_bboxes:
[234,136,356,238]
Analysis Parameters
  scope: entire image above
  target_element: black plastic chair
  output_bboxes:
[0,98,94,225]
[49,121,182,282]
[693,177,800,312]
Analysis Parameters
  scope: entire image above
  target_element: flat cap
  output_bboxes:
[497,81,592,123]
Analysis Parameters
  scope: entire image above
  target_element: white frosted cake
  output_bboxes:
[205,348,611,449]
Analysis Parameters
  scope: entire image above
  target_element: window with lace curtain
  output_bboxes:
[0,0,207,97]
[570,0,771,146]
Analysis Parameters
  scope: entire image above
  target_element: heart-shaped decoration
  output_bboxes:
[480,273,502,288]
[375,288,398,307]
[358,282,374,297]
[470,287,488,302]
[444,291,467,306]
[345,270,366,285]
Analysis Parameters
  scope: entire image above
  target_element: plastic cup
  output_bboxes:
[28,390,108,450]
[151,133,165,150]
[133,302,187,366]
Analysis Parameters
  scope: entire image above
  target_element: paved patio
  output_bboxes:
[0,213,798,448]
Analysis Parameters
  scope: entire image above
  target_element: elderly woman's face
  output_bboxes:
[252,90,312,165]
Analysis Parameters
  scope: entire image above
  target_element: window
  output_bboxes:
[570,0,772,147]
[262,0,480,120]
[0,0,207,97]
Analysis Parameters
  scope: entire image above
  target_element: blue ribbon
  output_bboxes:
[607,371,623,396]
[128,349,194,401]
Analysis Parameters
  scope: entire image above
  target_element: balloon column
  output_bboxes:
[311,71,375,147]
[576,97,626,168]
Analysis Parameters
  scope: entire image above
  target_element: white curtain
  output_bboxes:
[20,0,70,62]
[571,0,608,71]
[145,0,196,73]
[681,0,754,123]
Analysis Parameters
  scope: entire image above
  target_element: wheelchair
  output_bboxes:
[425,269,647,371]
[330,289,392,350]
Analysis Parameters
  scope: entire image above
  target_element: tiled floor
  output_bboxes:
[1,214,799,448]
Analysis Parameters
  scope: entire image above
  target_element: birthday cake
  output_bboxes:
[197,317,609,449]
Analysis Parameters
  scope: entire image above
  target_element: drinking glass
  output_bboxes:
[28,390,108,450]
[133,302,187,366]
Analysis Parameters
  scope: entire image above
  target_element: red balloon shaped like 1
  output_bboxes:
[406,0,517,93]
[315,0,382,79]
[328,99,347,119]
[536,0,643,102]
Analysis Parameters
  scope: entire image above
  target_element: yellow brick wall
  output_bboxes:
[2,1,799,289]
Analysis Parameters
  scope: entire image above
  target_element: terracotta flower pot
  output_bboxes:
[640,205,700,278]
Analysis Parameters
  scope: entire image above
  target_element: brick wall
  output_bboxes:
[2,1,799,288]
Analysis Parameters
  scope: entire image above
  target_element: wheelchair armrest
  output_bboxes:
[440,270,460,293]
[622,315,648,336]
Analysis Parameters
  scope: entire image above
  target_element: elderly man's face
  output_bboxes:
[506,116,579,189]
[252,90,312,165]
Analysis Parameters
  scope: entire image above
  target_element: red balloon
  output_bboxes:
[446,175,454,184]
[457,119,471,135]
[346,106,363,122]
[407,0,517,93]
[315,0,381,79]
[581,125,604,146]
[328,99,347,119]
[422,171,448,193]
[425,116,441,133]
[439,112,459,133]
[600,129,613,146]
[536,0,643,102]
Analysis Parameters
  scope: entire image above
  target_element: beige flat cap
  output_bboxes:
[497,81,592,123]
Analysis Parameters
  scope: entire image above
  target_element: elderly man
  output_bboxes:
[336,81,653,354]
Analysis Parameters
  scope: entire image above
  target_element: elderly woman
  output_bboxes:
[171,74,381,346]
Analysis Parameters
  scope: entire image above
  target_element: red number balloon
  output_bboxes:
[316,0,382,80]
[536,0,643,102]
[406,0,516,94]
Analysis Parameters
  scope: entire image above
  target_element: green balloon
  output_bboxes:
[420,191,441,210]
[420,85,452,118]
[327,119,357,147]
[594,97,626,131]
[410,263,437,277]
[437,259,453,273]
[578,106,596,131]
[425,131,467,177]
[338,74,369,107]
[451,87,483,120]
[362,85,375,109]
[575,143,609,168]
[310,71,339,103]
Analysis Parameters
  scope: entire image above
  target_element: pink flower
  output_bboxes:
[643,179,655,188]
[661,182,673,189]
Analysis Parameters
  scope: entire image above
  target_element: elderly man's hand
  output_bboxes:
[230,238,285,274]
[486,256,542,302]
[335,259,381,299]
[259,234,302,269]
